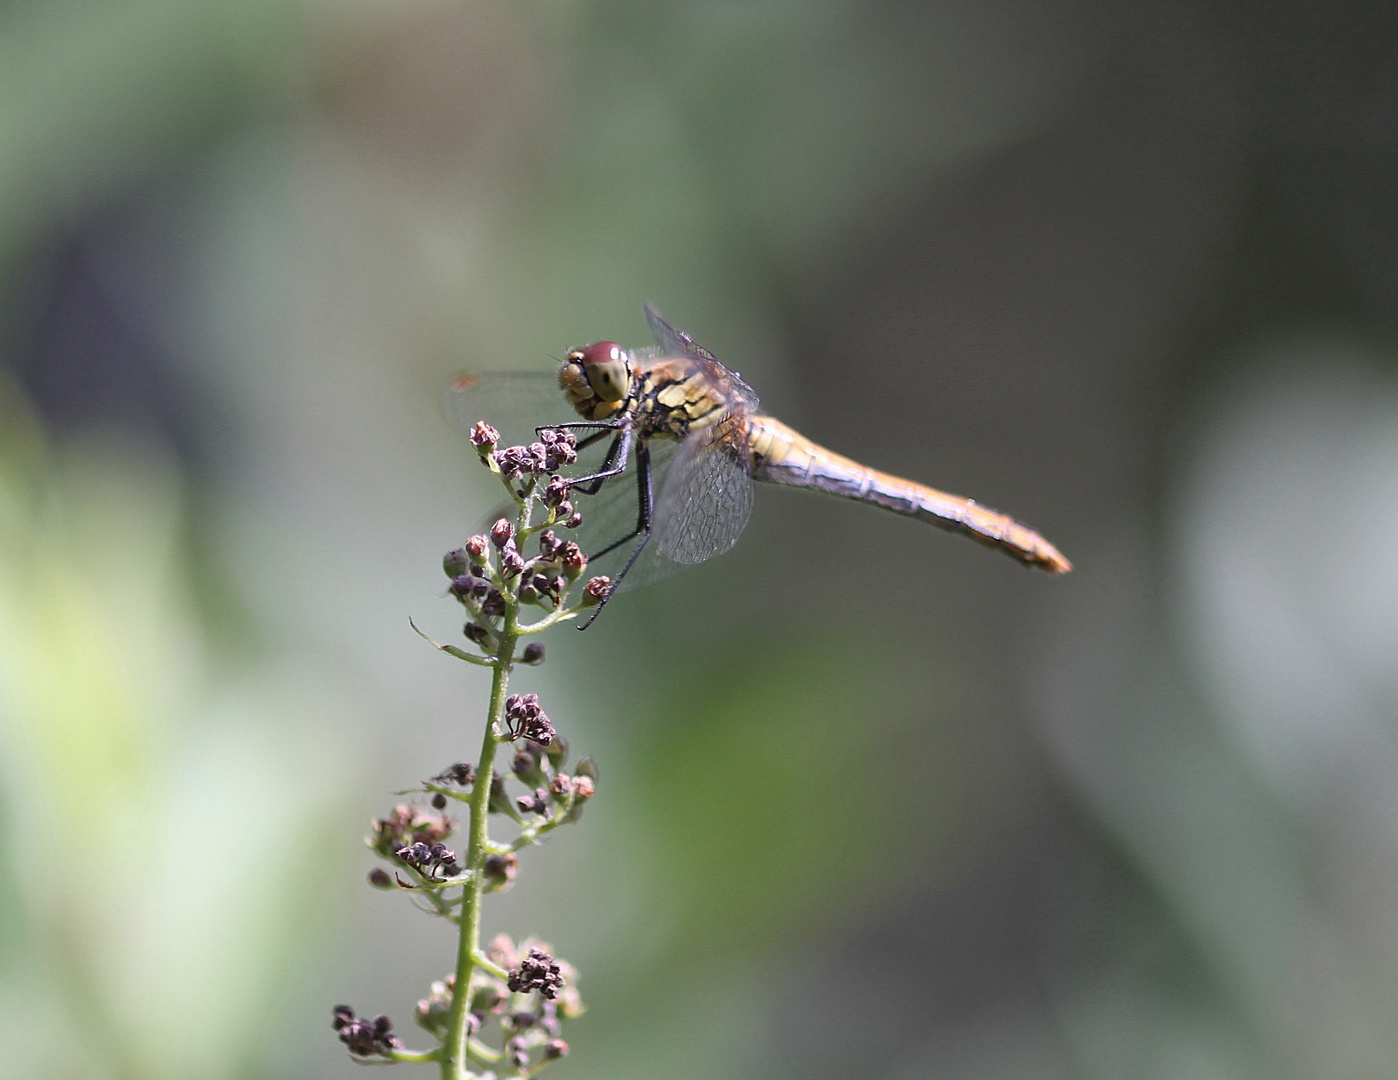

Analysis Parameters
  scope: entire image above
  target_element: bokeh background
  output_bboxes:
[3,1,1398,1078]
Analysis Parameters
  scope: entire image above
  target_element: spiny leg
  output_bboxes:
[579,441,653,631]
[568,426,634,495]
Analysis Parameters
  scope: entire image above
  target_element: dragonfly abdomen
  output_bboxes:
[745,416,1071,574]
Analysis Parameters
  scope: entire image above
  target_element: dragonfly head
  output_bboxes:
[559,341,632,420]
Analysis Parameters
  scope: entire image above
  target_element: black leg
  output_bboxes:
[539,419,626,436]
[568,426,634,495]
[573,428,613,452]
[579,442,653,631]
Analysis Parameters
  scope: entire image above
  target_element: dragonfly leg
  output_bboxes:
[573,428,614,452]
[568,426,633,495]
[539,418,627,441]
[579,442,653,630]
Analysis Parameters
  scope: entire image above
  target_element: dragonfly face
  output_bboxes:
[448,304,1070,626]
[559,342,632,420]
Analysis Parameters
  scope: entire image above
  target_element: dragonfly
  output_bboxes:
[448,305,1070,623]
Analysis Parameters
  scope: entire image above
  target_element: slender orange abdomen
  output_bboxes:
[743,415,1071,574]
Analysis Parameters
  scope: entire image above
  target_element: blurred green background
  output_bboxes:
[3,1,1398,1078]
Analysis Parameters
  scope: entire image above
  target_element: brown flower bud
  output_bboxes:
[470,420,500,452]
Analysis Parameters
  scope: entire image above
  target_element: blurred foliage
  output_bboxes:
[634,637,954,955]
[0,376,355,1078]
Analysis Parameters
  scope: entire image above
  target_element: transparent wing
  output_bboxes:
[651,416,755,565]
[643,304,760,414]
[444,371,572,446]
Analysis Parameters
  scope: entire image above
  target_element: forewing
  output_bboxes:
[643,304,760,414]
[444,371,571,447]
[651,417,754,565]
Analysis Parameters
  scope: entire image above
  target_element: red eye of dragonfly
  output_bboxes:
[578,341,623,366]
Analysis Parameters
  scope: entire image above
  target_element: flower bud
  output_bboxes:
[574,756,598,781]
[512,749,543,785]
[470,420,500,452]
[500,547,526,579]
[368,868,393,889]
[490,519,514,548]
[521,642,545,665]
[573,775,595,799]
[465,534,489,560]
[470,983,505,1014]
[437,761,475,785]
[483,852,519,892]
[431,792,447,810]
[560,542,587,579]
[545,734,568,770]
[443,548,469,578]
[582,576,611,606]
[488,773,512,815]
[544,1040,570,1060]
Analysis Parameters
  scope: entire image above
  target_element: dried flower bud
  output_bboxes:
[507,948,565,999]
[500,547,526,579]
[334,1007,402,1056]
[542,476,570,509]
[550,774,573,799]
[368,868,393,889]
[482,589,506,618]
[443,548,469,578]
[470,420,500,452]
[483,852,519,892]
[490,519,514,548]
[436,762,475,786]
[582,576,611,605]
[505,693,555,745]
[521,642,545,665]
[563,511,583,529]
[516,787,550,815]
[560,542,587,578]
[539,428,579,470]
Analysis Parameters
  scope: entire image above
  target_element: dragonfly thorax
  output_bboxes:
[559,342,635,421]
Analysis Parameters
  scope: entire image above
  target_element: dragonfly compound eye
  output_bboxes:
[578,341,630,403]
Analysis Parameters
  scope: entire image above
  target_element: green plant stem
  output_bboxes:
[442,611,517,1080]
